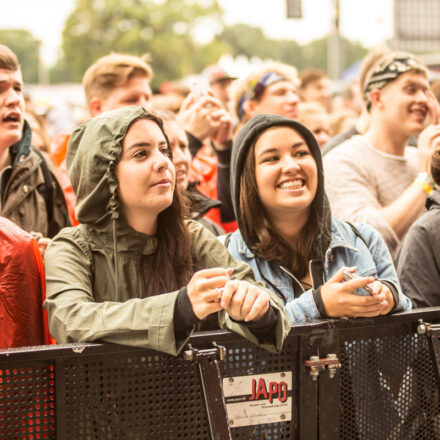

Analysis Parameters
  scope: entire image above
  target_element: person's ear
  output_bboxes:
[369,89,384,110]
[89,98,103,117]
[244,100,257,118]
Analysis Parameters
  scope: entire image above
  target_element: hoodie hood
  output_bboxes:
[67,106,148,225]
[230,113,331,262]
[67,106,162,295]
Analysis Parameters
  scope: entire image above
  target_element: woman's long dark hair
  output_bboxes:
[239,139,321,280]
[122,113,193,292]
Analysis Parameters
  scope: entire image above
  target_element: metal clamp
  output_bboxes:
[304,354,341,381]
[183,341,226,362]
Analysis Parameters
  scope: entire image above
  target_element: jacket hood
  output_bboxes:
[426,190,440,210]
[67,106,148,225]
[230,113,331,260]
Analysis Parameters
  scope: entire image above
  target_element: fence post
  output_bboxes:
[184,343,231,440]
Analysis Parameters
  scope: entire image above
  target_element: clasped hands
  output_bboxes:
[187,268,270,323]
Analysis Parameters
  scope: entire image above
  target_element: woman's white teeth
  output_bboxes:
[279,179,303,189]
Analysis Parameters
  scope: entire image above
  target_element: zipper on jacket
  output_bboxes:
[139,255,146,296]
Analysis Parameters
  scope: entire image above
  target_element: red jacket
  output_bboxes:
[189,149,237,233]
[0,217,51,347]
[50,132,79,226]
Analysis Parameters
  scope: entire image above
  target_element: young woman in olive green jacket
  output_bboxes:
[43,106,290,356]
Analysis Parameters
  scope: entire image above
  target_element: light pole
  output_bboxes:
[327,0,344,80]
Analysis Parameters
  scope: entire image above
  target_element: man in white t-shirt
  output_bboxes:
[324,51,440,255]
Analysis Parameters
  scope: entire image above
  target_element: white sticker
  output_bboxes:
[223,372,292,428]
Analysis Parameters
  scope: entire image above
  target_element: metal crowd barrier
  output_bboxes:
[1,307,440,440]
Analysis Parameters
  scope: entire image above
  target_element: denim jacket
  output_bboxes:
[220,218,412,323]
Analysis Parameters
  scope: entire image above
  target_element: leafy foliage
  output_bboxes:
[53,0,368,85]
[219,24,368,73]
[56,0,227,87]
[0,29,41,84]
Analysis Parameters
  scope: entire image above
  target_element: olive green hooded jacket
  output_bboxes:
[44,106,290,356]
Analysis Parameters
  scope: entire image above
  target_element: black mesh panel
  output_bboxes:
[0,362,55,439]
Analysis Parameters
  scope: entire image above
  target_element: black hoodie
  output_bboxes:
[230,114,332,296]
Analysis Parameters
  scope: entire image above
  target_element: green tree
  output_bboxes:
[343,39,368,71]
[299,37,368,73]
[55,0,228,87]
[0,29,41,84]
[219,24,274,60]
[218,24,367,76]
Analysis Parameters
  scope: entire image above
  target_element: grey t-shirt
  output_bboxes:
[323,135,418,255]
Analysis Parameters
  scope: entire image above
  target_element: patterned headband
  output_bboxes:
[238,71,288,119]
[364,56,426,109]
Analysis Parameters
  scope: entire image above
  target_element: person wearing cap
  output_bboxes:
[202,64,236,107]
[321,49,391,156]
[324,51,440,256]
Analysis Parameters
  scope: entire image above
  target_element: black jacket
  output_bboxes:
[185,181,224,236]
[395,190,440,307]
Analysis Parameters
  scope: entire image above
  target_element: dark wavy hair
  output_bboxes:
[121,112,193,292]
[239,136,321,280]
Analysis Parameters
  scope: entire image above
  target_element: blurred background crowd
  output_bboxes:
[2,0,439,152]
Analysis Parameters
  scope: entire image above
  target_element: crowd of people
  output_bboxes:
[1,41,439,352]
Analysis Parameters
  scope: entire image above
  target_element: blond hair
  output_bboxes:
[229,61,299,121]
[82,52,153,105]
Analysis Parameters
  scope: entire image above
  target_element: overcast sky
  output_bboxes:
[0,0,393,65]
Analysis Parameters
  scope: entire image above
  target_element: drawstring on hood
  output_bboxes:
[230,113,332,288]
[66,106,153,295]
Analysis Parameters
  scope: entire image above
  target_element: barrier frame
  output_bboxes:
[1,307,440,439]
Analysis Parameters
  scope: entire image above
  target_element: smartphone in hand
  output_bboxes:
[343,270,373,295]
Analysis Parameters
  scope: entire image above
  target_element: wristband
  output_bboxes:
[413,172,433,195]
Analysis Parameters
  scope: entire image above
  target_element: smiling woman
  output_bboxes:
[221,113,412,323]
[43,106,290,355]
